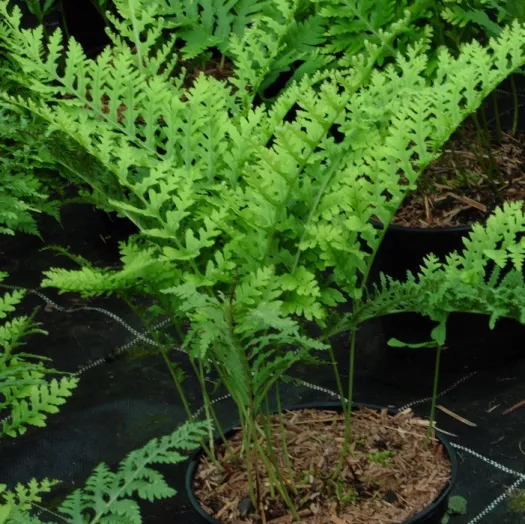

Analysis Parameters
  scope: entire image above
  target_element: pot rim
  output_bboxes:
[370,218,472,234]
[185,401,458,524]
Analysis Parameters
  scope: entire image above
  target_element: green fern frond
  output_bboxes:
[107,0,180,78]
[441,0,505,37]
[315,0,432,67]
[0,108,58,236]
[2,377,78,437]
[358,202,525,333]
[0,316,46,354]
[0,277,74,439]
[155,0,269,59]
[57,421,208,523]
[1,479,57,513]
[0,290,25,320]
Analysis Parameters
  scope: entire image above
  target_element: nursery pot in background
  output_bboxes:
[185,402,458,524]
[370,222,525,372]
[62,0,110,54]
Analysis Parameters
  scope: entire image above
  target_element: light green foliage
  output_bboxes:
[0,3,523,321]
[57,421,207,523]
[0,273,77,438]
[152,0,329,96]
[441,495,467,522]
[105,0,329,99]
[0,421,208,523]
[228,0,328,97]
[357,203,525,336]
[164,267,327,409]
[2,2,525,518]
[368,450,395,466]
[2,1,524,438]
[0,109,59,236]
[0,479,58,524]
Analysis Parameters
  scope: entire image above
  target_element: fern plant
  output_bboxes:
[4,0,525,519]
[314,0,435,67]
[0,421,208,523]
[0,273,78,438]
[0,108,60,236]
[440,0,511,42]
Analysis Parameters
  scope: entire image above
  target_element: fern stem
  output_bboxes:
[344,328,357,447]
[253,436,300,520]
[260,392,297,497]
[122,300,225,469]
[196,360,216,455]
[333,328,357,478]
[432,2,446,47]
[275,385,295,491]
[58,1,70,39]
[244,415,261,510]
[195,361,236,458]
[225,294,263,508]
[160,349,192,415]
[492,92,502,143]
[325,340,348,416]
[511,75,520,136]
[243,433,258,509]
[469,115,504,204]
[123,298,196,423]
[426,344,442,446]
[479,108,504,186]
[128,0,144,74]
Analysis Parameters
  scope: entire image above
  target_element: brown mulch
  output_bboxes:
[393,128,525,228]
[180,56,235,91]
[193,408,451,523]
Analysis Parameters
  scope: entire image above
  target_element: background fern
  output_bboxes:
[0,421,208,523]
[348,202,525,344]
[0,109,60,236]
[0,273,77,438]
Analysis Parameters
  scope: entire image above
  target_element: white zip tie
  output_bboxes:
[466,475,525,524]
[30,502,69,523]
[452,443,525,479]
[398,371,478,411]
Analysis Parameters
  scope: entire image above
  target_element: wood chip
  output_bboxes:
[503,399,525,416]
[437,405,477,427]
[445,192,487,212]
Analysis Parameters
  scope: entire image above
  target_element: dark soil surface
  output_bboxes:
[393,127,525,229]
[1,204,525,524]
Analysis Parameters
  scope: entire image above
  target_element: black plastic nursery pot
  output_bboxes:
[61,0,110,53]
[185,402,458,524]
[369,221,470,283]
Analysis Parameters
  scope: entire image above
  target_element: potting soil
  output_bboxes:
[1,205,525,523]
